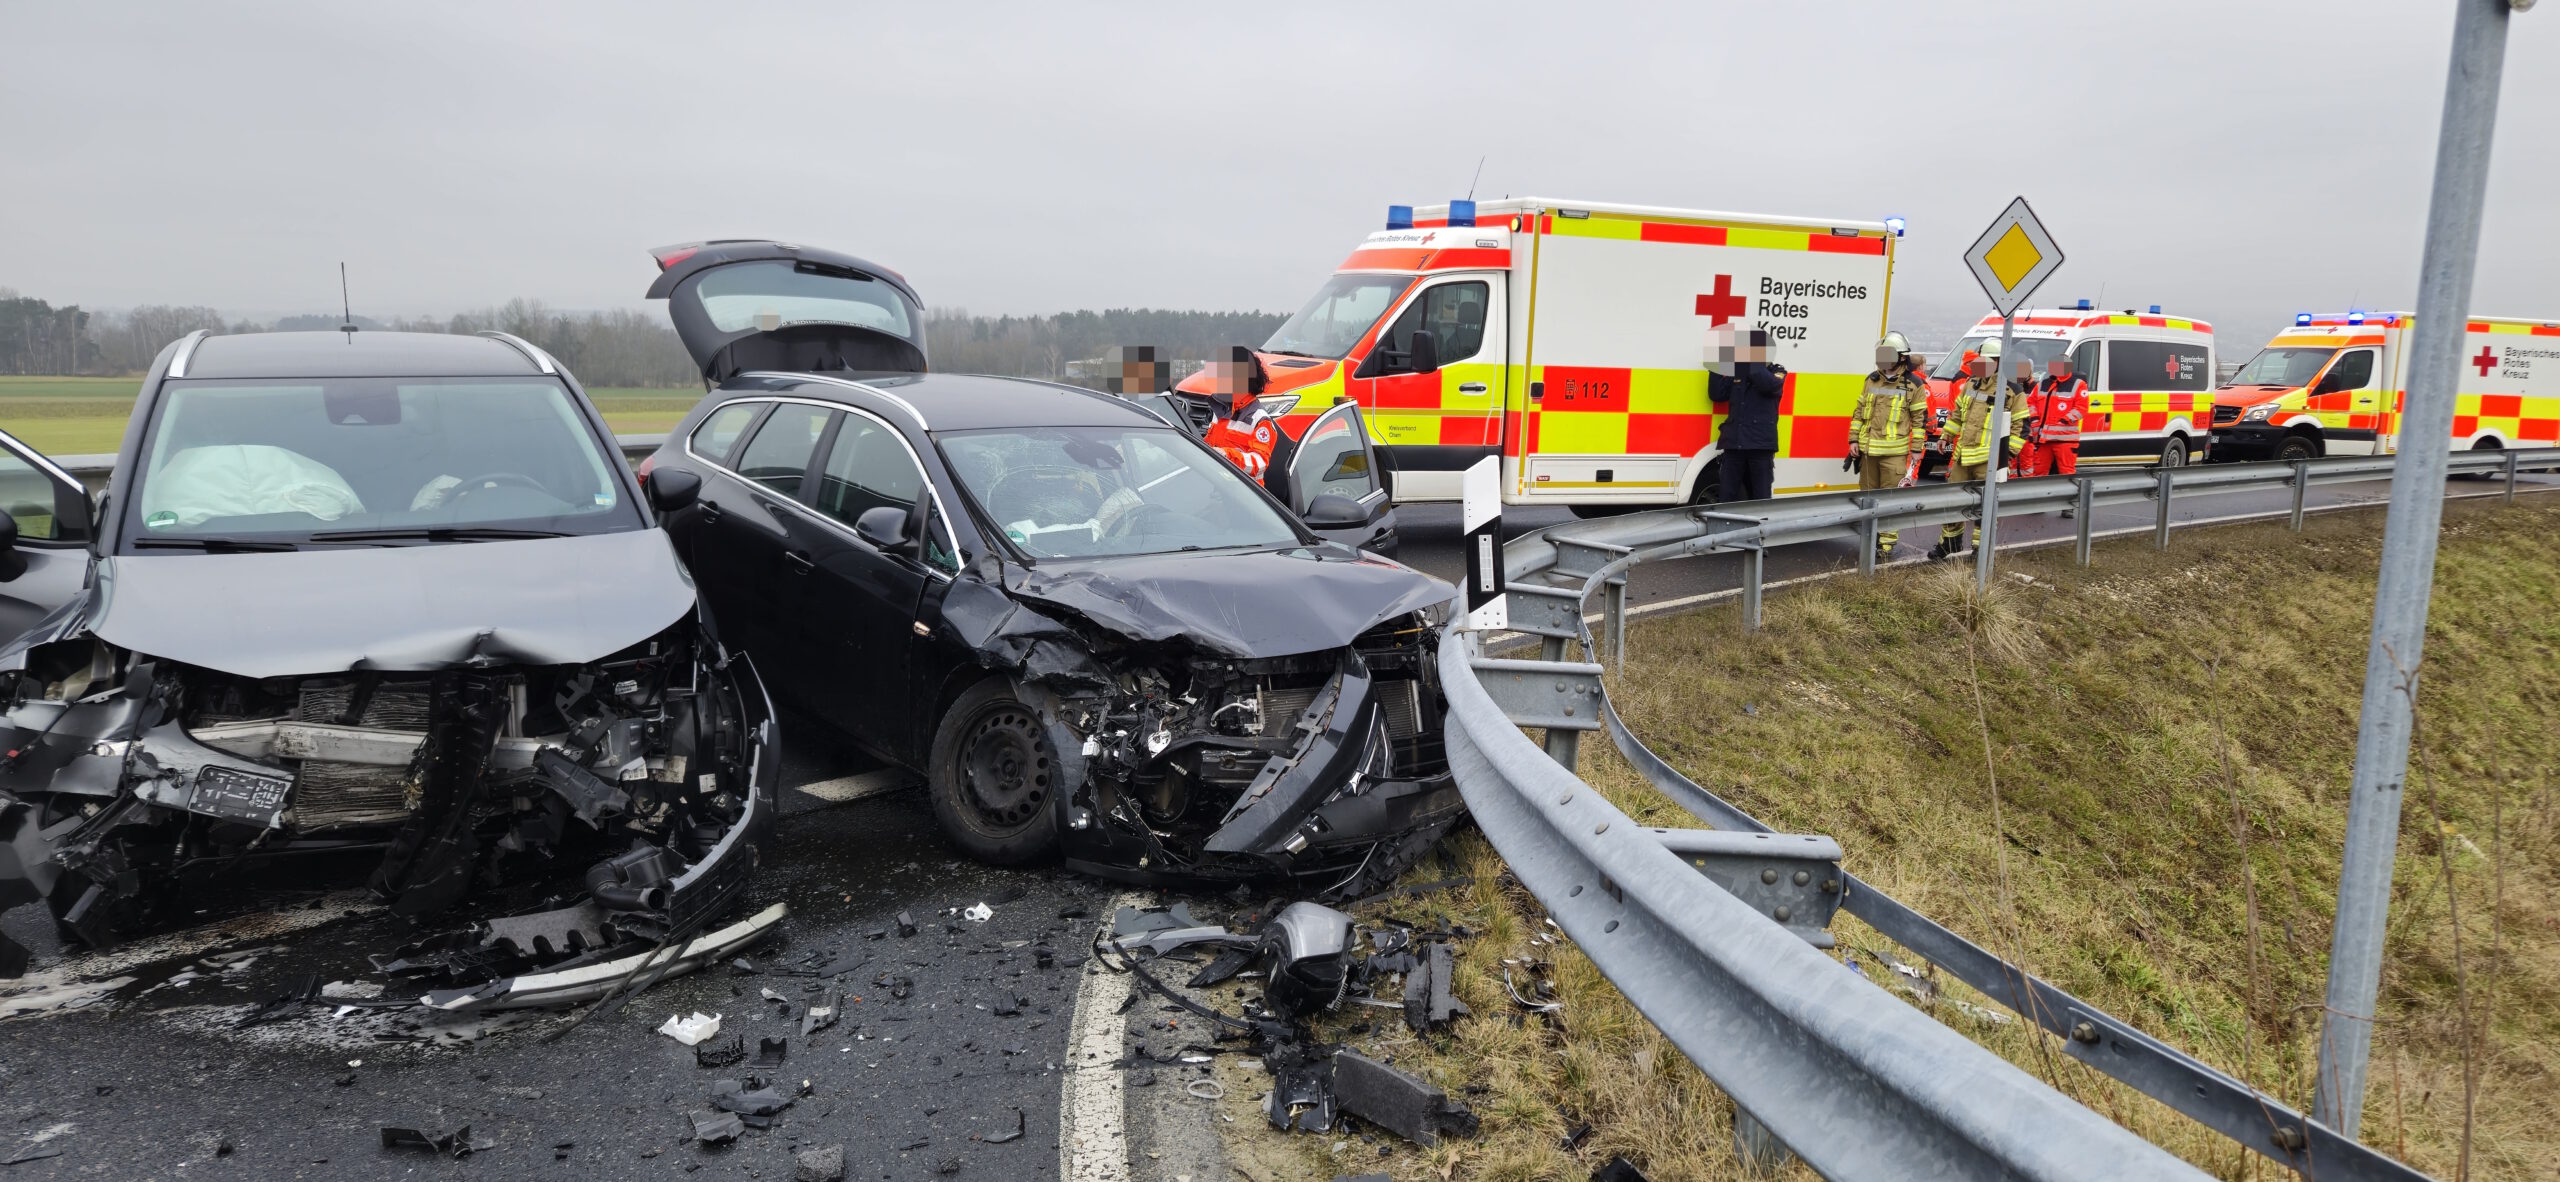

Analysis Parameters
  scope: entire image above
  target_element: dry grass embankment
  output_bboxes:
[1220,496,2560,1181]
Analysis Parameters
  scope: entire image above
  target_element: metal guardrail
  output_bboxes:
[1442,447,2560,1180]
[49,435,671,492]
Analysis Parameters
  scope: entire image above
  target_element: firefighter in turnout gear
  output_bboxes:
[1928,341,2028,560]
[1849,331,1929,558]
[1202,345,1280,482]
[2021,353,2092,484]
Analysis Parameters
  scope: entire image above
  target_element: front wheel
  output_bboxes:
[2158,436,2190,468]
[927,679,1063,865]
[2272,435,2319,464]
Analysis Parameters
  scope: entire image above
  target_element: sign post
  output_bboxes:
[1460,455,1507,631]
[1961,197,2064,591]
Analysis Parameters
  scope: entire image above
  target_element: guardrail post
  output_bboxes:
[1732,1106,1794,1175]
[2505,449,2520,502]
[1741,546,1765,631]
[2289,459,2310,531]
[1602,577,1628,670]
[2152,466,2175,549]
[2072,478,2096,566]
[1540,635,1571,663]
[1856,496,1879,576]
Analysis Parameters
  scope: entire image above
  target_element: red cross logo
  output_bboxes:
[1695,274,1747,326]
[2472,345,2498,377]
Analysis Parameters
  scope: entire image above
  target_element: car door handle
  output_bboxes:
[1458,382,1489,395]
[698,500,724,524]
[783,551,815,575]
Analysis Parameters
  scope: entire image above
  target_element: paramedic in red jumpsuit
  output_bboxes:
[2022,354,2090,479]
[1201,346,1279,483]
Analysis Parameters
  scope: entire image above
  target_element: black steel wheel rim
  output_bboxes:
[957,703,1050,832]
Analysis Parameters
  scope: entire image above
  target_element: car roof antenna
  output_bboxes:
[1465,155,1485,201]
[338,262,359,338]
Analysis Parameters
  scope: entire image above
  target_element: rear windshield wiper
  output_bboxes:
[130,536,300,553]
[303,526,573,543]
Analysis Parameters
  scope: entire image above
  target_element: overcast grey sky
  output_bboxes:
[4,1,2554,350]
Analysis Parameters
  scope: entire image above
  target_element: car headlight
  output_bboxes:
[1259,394,1301,418]
[2241,401,2280,423]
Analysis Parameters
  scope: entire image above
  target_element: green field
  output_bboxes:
[0,375,704,456]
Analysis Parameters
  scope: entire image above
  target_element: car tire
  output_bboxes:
[927,679,1063,865]
[2158,436,2190,468]
[2273,435,2319,463]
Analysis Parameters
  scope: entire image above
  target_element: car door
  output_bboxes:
[1341,276,1503,499]
[789,408,950,757]
[2312,348,2381,455]
[0,429,94,642]
[696,400,834,677]
[1270,401,1397,554]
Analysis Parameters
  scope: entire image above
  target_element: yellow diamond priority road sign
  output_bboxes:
[1965,197,2063,317]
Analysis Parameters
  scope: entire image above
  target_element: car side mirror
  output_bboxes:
[1301,493,1368,528]
[0,513,21,582]
[647,467,701,514]
[855,505,912,552]
[1408,331,1440,376]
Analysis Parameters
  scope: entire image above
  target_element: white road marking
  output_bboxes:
[1060,891,1143,1182]
[791,769,917,804]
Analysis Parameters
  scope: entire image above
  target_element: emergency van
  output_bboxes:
[1918,303,2217,473]
[2209,312,2560,462]
[1170,198,1898,508]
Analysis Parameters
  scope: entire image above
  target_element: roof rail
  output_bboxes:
[166,328,212,379]
[476,330,558,375]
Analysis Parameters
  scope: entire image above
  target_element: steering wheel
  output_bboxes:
[1102,501,1181,541]
[449,472,551,498]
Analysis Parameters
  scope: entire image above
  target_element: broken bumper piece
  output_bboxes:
[417,903,786,1012]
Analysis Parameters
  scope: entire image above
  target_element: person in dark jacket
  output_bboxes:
[1709,327,1788,503]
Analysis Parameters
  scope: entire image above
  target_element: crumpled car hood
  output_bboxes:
[37,530,698,679]
[1006,545,1453,659]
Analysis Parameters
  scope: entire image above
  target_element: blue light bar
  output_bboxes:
[1883,216,1906,237]
[2075,299,2092,310]
[1448,200,1476,228]
[2296,313,2313,326]
[1386,205,1414,230]
[2347,310,2366,325]
[2148,305,2162,315]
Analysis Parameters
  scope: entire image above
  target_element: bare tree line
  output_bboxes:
[3,286,1285,390]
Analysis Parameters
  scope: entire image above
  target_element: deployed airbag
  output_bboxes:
[139,444,364,527]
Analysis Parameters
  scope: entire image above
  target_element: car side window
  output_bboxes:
[2071,340,2103,389]
[1289,406,1376,512]
[812,414,945,567]
[2326,349,2377,391]
[732,403,831,496]
[690,402,764,465]
[1377,281,1489,374]
[0,451,62,541]
[2108,340,2212,391]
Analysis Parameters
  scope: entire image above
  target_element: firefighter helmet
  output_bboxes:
[1878,331,1911,356]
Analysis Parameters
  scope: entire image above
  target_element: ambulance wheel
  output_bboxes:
[1687,458,1723,505]
[929,679,1062,866]
[2157,436,2190,468]
[1570,504,1634,519]
[2272,435,2319,464]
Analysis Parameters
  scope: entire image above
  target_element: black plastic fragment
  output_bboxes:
[895,911,918,937]
[1402,942,1469,1033]
[754,1037,788,1068]
[1187,946,1256,989]
[380,1124,491,1158]
[1331,1051,1477,1147]
[1590,1154,1651,1181]
[534,747,631,826]
[981,1108,1026,1144]
[691,1111,744,1145]
[710,1078,794,1117]
[696,1034,747,1069]
[1263,1042,1335,1132]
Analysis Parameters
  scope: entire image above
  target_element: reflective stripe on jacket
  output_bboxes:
[2030,375,2090,444]
[1952,376,2026,467]
[1851,370,1930,457]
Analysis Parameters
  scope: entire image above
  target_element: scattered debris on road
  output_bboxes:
[689,1110,744,1145]
[379,1124,492,1158]
[657,1011,722,1045]
[794,1143,847,1182]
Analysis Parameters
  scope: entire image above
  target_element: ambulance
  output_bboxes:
[1917,303,2218,472]
[2208,312,2560,462]
[1169,198,1899,509]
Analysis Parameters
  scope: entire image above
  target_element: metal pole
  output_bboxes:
[1603,577,1628,669]
[1733,1105,1793,1175]
[2290,459,2310,531]
[1858,501,1879,576]
[2315,0,2515,1136]
[2504,448,2519,502]
[1741,546,1764,631]
[1542,727,1580,771]
[1976,313,2016,590]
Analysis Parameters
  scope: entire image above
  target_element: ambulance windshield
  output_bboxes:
[1930,336,2069,380]
[2226,348,2336,388]
[1262,275,1412,359]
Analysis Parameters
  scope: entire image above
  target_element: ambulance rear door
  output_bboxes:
[1343,271,1508,502]
[2452,318,2560,452]
[1516,210,1890,505]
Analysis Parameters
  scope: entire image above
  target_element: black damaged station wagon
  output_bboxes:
[638,241,1464,895]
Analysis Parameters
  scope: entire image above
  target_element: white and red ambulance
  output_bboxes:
[1170,198,1899,508]
[1918,304,2218,472]
[2209,312,2560,462]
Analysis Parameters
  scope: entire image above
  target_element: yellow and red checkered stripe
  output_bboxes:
[2085,391,2216,435]
[2456,320,2560,443]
